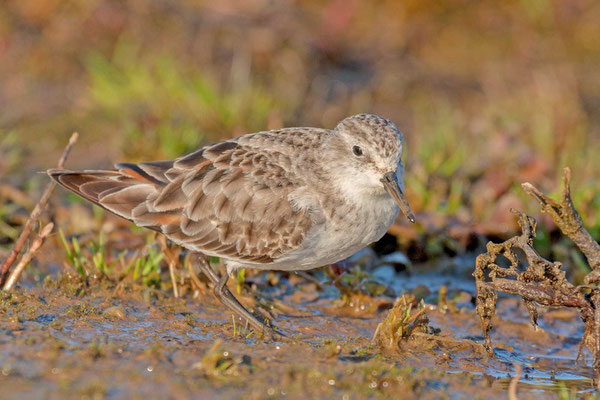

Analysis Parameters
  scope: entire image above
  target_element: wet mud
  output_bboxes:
[0,262,597,399]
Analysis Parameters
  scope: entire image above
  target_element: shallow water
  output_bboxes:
[0,262,597,399]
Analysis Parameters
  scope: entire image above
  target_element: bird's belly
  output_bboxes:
[257,195,399,271]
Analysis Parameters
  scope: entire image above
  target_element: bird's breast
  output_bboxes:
[238,192,399,272]
[285,193,398,268]
[342,193,399,245]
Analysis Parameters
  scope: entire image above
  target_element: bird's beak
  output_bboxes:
[381,171,415,223]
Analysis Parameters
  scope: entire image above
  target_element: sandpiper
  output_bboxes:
[49,114,415,338]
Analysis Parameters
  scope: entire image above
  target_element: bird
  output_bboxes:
[48,114,415,339]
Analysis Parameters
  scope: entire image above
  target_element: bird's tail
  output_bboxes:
[48,162,174,229]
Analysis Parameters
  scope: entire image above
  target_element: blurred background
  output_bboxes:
[1,0,600,276]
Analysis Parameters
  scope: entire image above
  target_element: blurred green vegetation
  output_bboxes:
[1,0,600,273]
[59,228,166,289]
[86,38,279,160]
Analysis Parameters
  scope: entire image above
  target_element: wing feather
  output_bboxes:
[151,174,186,211]
[50,132,321,264]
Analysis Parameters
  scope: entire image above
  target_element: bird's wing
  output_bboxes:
[49,132,323,263]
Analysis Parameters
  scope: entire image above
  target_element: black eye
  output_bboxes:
[352,145,363,156]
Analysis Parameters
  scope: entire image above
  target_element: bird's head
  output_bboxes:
[324,114,415,223]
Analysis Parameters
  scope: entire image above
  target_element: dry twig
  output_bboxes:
[168,258,179,298]
[474,168,600,377]
[158,235,181,298]
[0,132,78,288]
[187,258,207,293]
[522,168,600,283]
[4,223,54,290]
[508,363,522,400]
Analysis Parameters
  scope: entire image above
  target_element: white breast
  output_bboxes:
[237,192,399,273]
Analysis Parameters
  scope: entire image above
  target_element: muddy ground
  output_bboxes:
[2,1,600,398]
[0,256,596,399]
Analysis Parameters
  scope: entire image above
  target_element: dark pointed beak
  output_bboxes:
[381,171,415,223]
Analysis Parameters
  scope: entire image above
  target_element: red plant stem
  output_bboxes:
[4,222,54,290]
[0,132,78,287]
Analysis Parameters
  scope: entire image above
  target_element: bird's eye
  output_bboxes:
[352,145,363,156]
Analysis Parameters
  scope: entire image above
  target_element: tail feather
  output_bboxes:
[48,168,160,226]
[115,160,174,185]
[49,169,119,205]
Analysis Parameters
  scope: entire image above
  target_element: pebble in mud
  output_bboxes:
[379,252,411,269]
[372,265,396,282]
[103,306,126,320]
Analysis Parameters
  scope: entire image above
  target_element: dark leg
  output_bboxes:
[192,253,280,339]
[194,254,220,284]
[214,272,276,337]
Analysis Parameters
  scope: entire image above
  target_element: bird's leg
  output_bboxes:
[193,254,279,339]
[193,254,220,285]
[214,273,277,338]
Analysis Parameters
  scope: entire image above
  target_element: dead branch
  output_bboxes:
[4,222,54,290]
[0,132,79,287]
[158,235,181,298]
[187,254,207,292]
[522,167,600,283]
[474,168,600,377]
[508,363,522,400]
[168,258,179,298]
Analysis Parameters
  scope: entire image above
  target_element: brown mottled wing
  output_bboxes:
[49,136,315,263]
[141,139,314,263]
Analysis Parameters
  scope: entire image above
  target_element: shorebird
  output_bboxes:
[49,114,415,338]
